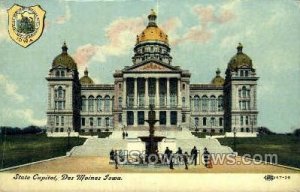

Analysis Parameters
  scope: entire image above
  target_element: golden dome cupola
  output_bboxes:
[52,42,77,70]
[132,10,172,65]
[80,68,94,85]
[211,68,225,86]
[227,43,253,72]
[136,9,169,45]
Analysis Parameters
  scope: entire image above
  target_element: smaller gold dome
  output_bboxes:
[211,68,225,86]
[52,42,77,70]
[137,10,168,44]
[228,43,252,71]
[80,68,94,85]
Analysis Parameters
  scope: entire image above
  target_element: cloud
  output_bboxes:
[0,74,25,102]
[14,109,47,126]
[0,8,9,42]
[72,17,144,71]
[54,3,71,24]
[172,4,236,46]
[2,108,46,126]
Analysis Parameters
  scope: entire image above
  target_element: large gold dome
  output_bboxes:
[136,10,168,44]
[52,42,77,70]
[228,43,252,71]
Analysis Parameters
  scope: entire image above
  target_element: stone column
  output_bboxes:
[134,78,138,108]
[122,111,127,127]
[155,78,159,107]
[134,111,137,127]
[166,110,170,126]
[166,78,170,107]
[177,78,182,107]
[122,78,127,108]
[144,110,148,126]
[145,78,149,107]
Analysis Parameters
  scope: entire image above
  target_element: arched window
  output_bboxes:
[58,86,64,98]
[246,128,250,132]
[241,128,244,132]
[242,86,247,98]
[182,114,186,123]
[195,117,199,127]
[203,117,207,126]
[202,95,208,111]
[182,97,186,107]
[118,97,122,109]
[210,117,216,127]
[218,96,223,111]
[61,71,65,77]
[89,117,94,127]
[88,96,94,112]
[60,128,64,132]
[105,117,110,127]
[96,96,102,112]
[194,95,200,111]
[55,71,60,77]
[104,96,110,112]
[97,118,101,126]
[81,96,87,112]
[210,95,216,112]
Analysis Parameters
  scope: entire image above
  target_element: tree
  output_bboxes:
[257,127,276,135]
[293,129,300,137]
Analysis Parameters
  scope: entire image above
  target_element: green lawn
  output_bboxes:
[0,134,86,169]
[218,135,300,168]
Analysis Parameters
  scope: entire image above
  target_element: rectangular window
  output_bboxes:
[240,116,243,126]
[81,118,85,126]
[127,111,134,125]
[182,114,186,123]
[56,116,59,126]
[159,111,166,125]
[118,114,122,123]
[97,118,101,126]
[170,111,177,125]
[245,116,249,125]
[138,111,144,125]
[61,116,64,126]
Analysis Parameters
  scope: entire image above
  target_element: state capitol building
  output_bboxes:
[46,10,259,134]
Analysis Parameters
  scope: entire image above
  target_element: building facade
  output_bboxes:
[46,10,259,134]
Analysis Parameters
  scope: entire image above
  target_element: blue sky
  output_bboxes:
[0,0,299,133]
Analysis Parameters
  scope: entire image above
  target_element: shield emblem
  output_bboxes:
[7,4,46,47]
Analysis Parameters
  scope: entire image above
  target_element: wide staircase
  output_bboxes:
[70,128,233,157]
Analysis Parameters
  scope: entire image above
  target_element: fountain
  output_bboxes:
[138,104,165,161]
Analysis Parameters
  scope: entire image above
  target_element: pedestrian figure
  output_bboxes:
[122,131,125,139]
[109,149,114,161]
[191,146,198,166]
[176,147,183,162]
[164,147,171,164]
[203,147,212,168]
[169,150,174,170]
[183,152,189,170]
[125,132,128,137]
[114,150,119,169]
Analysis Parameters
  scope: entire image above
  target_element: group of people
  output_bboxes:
[163,146,212,170]
[109,146,212,170]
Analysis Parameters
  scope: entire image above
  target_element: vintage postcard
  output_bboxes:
[0,0,299,191]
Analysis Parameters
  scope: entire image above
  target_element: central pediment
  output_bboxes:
[123,61,180,72]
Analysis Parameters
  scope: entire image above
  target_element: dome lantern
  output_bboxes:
[62,41,68,53]
[147,9,157,27]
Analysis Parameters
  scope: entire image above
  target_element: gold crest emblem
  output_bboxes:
[7,4,46,47]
